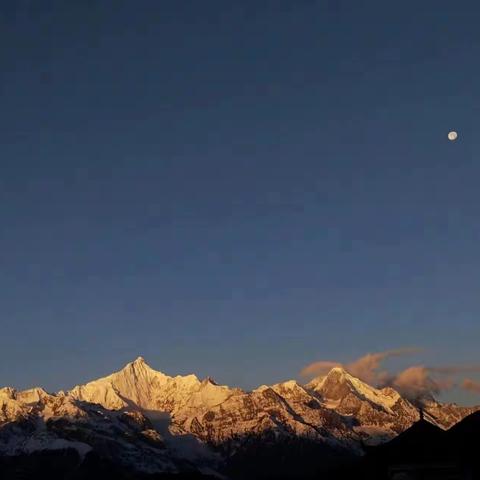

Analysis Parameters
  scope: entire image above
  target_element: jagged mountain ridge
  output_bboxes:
[66,358,478,446]
[66,358,355,453]
[1,357,478,477]
[0,384,205,475]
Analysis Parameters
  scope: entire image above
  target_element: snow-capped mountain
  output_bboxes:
[307,367,420,442]
[69,357,239,420]
[1,357,478,478]
[65,358,479,454]
[67,358,357,448]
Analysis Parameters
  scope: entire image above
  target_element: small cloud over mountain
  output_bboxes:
[461,378,480,394]
[300,348,419,385]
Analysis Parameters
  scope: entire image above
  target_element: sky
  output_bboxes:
[1,1,479,404]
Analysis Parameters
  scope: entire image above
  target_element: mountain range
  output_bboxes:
[1,357,478,479]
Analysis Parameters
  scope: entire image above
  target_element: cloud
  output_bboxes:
[300,361,341,379]
[386,365,480,402]
[300,348,419,383]
[429,366,480,375]
[390,366,454,401]
[346,348,421,386]
[461,378,480,394]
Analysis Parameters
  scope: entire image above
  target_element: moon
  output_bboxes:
[448,131,458,141]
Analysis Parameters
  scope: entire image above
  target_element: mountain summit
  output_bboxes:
[69,357,235,416]
[309,366,402,410]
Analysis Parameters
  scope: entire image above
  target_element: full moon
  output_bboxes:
[448,131,458,141]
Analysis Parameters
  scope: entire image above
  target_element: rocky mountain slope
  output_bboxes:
[1,357,478,477]
[0,385,199,475]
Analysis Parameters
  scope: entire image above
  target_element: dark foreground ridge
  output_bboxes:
[329,411,480,480]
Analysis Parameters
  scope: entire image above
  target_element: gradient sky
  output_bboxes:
[1,1,479,404]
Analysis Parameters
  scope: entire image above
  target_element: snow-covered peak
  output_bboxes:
[326,366,354,380]
[306,366,349,390]
[277,379,301,389]
[0,387,16,400]
[15,387,52,404]
[68,357,167,410]
[330,366,349,375]
[270,380,317,406]
[309,367,404,413]
[0,387,57,405]
[67,357,234,414]
[271,380,306,394]
[120,356,165,376]
[0,388,26,423]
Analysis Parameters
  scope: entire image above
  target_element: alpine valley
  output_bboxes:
[1,357,478,479]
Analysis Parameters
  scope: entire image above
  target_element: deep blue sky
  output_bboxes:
[1,1,479,404]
